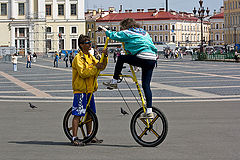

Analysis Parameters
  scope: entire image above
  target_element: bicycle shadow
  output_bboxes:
[8,141,71,146]
[8,141,140,148]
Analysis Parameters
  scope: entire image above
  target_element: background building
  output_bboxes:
[209,7,224,46]
[0,0,85,56]
[96,8,210,48]
[224,0,240,47]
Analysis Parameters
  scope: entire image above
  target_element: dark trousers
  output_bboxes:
[114,55,156,108]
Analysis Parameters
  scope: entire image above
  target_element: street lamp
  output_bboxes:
[193,0,210,58]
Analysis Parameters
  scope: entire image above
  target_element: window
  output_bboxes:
[71,27,77,34]
[154,35,158,42]
[19,39,25,49]
[143,25,146,30]
[165,35,168,41]
[72,39,77,49]
[19,28,25,37]
[165,25,168,30]
[172,35,175,42]
[46,39,52,50]
[97,37,101,43]
[92,24,94,29]
[91,32,94,38]
[18,3,25,15]
[172,25,175,30]
[46,5,51,16]
[154,25,157,31]
[148,26,152,31]
[71,4,76,15]
[1,3,7,15]
[216,24,219,29]
[46,27,51,33]
[59,27,64,34]
[58,4,64,16]
[59,39,64,50]
[216,34,219,41]
[160,25,163,30]
[103,37,106,43]
[159,35,163,41]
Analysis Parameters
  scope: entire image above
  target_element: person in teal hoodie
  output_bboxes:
[100,18,158,119]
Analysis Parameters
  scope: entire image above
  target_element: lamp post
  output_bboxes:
[193,0,210,59]
[234,26,237,51]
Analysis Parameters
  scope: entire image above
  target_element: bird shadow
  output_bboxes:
[8,140,140,148]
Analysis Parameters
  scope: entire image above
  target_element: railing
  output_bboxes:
[192,52,235,61]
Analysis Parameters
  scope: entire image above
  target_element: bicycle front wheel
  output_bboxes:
[63,107,98,143]
[130,106,168,147]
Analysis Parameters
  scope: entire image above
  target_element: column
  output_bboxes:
[38,0,45,19]
[77,0,84,20]
[52,0,57,19]
[10,0,16,19]
[28,0,34,19]
[10,26,15,47]
[29,25,34,54]
[65,0,70,19]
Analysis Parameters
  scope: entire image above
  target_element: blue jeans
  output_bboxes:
[113,55,156,108]
[26,61,31,68]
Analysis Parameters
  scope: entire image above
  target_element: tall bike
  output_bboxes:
[63,38,168,147]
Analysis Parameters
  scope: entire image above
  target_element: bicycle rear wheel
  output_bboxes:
[63,107,98,143]
[130,106,168,147]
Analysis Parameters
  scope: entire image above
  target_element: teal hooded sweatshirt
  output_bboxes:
[105,28,157,57]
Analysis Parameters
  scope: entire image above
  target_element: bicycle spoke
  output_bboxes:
[150,115,159,125]
[140,119,148,126]
[139,128,148,138]
[150,128,160,138]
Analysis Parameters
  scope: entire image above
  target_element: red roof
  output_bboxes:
[97,11,199,22]
[210,12,224,19]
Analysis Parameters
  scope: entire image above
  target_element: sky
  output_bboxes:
[85,0,223,14]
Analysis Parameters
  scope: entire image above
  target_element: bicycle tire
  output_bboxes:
[130,106,168,147]
[63,107,98,143]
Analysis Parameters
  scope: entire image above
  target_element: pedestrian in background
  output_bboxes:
[64,51,69,67]
[11,53,18,71]
[32,53,37,62]
[69,52,73,67]
[54,51,59,67]
[26,52,31,68]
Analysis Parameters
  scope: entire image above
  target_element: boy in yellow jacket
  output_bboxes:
[71,35,108,146]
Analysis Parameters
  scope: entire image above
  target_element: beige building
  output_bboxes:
[85,8,111,47]
[209,9,224,46]
[96,9,210,48]
[0,0,85,56]
[224,0,240,46]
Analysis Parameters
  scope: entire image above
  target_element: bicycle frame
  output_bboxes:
[80,37,150,128]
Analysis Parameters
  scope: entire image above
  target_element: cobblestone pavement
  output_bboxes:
[0,56,240,160]
[1,55,240,103]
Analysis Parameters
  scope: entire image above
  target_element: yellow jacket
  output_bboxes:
[72,50,108,94]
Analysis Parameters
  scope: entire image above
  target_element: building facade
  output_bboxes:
[85,8,111,48]
[96,9,210,48]
[0,0,85,56]
[209,12,224,46]
[224,0,240,46]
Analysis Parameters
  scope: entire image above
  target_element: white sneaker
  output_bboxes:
[139,112,154,119]
[103,79,118,89]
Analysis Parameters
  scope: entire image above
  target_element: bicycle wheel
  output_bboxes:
[130,106,168,147]
[63,107,98,143]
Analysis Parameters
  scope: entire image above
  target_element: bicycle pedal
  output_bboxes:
[107,87,113,90]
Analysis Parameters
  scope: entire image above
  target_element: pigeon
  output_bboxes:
[121,107,129,115]
[29,102,37,109]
